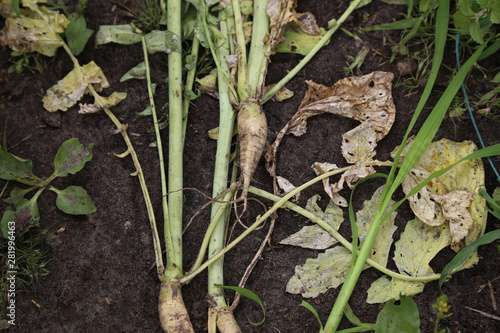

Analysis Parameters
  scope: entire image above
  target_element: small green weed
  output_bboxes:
[431,295,452,333]
[0,138,96,233]
[7,52,45,75]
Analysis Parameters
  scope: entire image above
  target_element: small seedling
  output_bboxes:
[431,295,452,333]
[0,138,96,233]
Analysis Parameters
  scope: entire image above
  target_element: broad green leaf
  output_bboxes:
[43,61,109,112]
[375,296,420,333]
[51,186,96,215]
[367,219,451,303]
[95,24,142,45]
[3,186,33,204]
[53,138,93,178]
[492,0,500,23]
[280,195,344,249]
[137,106,152,116]
[0,5,68,56]
[145,30,182,54]
[214,285,265,325]
[439,229,500,288]
[469,20,484,44]
[120,62,146,82]
[276,23,327,55]
[65,14,93,56]
[286,187,396,298]
[0,149,41,184]
[1,210,15,239]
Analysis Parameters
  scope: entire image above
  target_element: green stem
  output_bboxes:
[142,36,173,278]
[165,0,184,278]
[182,37,200,145]
[208,12,237,311]
[262,0,363,104]
[232,0,249,100]
[247,0,269,96]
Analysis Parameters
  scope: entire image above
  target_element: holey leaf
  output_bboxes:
[396,138,486,254]
[51,186,96,215]
[43,61,109,112]
[280,195,344,249]
[53,138,93,178]
[367,219,451,304]
[341,121,377,163]
[286,186,397,298]
[0,4,69,56]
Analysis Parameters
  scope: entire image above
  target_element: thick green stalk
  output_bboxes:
[165,0,184,277]
[207,10,238,321]
[247,0,269,95]
[262,0,363,104]
[142,36,173,278]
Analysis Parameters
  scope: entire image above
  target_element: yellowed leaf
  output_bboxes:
[78,92,127,114]
[431,191,474,246]
[341,121,377,163]
[264,84,294,102]
[402,168,447,226]
[43,61,109,112]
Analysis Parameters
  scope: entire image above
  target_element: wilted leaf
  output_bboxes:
[51,186,96,215]
[264,84,294,102]
[0,4,69,56]
[277,176,300,201]
[53,138,93,178]
[397,138,486,252]
[431,191,474,246]
[286,186,396,298]
[367,219,451,303]
[197,68,218,98]
[120,62,146,82]
[95,24,142,45]
[280,195,343,249]
[266,72,395,177]
[341,121,377,163]
[145,30,182,54]
[276,22,327,55]
[402,168,447,226]
[43,61,109,112]
[78,91,127,114]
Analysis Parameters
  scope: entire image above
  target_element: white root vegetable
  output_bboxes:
[158,282,194,333]
[237,100,268,210]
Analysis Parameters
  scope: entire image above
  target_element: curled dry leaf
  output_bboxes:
[402,168,447,226]
[277,176,300,201]
[43,61,109,112]
[78,92,127,114]
[266,71,395,179]
[431,191,474,246]
[311,162,347,207]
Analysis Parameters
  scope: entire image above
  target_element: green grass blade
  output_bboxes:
[215,285,265,325]
[439,229,500,288]
[380,0,449,204]
[301,300,324,331]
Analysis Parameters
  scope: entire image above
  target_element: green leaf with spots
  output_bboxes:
[53,138,93,178]
[15,195,40,229]
[51,186,96,215]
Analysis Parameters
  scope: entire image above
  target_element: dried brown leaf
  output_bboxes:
[341,121,377,163]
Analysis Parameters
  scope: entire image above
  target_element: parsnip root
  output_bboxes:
[158,281,194,333]
[237,100,267,210]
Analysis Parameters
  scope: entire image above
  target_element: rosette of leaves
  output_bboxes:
[1,138,96,236]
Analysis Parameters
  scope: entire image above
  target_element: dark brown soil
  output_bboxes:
[1,0,499,332]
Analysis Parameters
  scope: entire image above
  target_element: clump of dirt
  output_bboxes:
[1,0,499,332]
